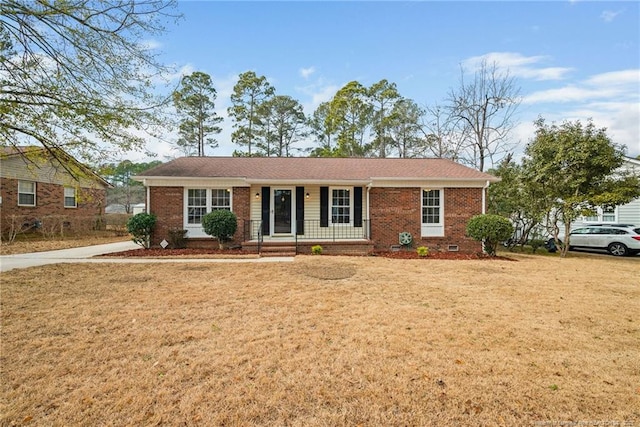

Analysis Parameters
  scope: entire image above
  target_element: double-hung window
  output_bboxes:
[18,181,36,206]
[187,189,208,224]
[185,188,232,236]
[421,189,444,237]
[64,187,77,208]
[331,188,351,224]
[584,206,617,223]
[211,189,231,211]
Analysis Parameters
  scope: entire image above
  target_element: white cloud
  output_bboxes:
[295,78,339,114]
[600,10,622,23]
[299,66,316,79]
[524,69,639,104]
[462,52,573,81]
[517,69,640,156]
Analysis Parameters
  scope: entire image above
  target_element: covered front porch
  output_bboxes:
[242,219,374,256]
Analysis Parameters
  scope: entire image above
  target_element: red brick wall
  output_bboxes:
[369,187,484,253]
[148,186,183,247]
[148,186,251,248]
[233,187,250,243]
[369,187,422,251]
[0,177,106,235]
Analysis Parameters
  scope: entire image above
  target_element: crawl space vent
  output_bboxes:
[447,245,459,252]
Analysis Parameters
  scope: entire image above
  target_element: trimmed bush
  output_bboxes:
[126,213,156,249]
[466,214,514,256]
[416,246,429,257]
[311,245,323,255]
[202,210,238,249]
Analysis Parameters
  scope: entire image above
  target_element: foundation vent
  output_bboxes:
[447,245,459,252]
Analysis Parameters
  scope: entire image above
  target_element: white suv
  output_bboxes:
[568,225,640,256]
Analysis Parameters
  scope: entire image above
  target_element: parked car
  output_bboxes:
[563,225,640,256]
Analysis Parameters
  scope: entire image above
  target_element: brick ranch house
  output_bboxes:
[134,157,499,255]
[0,146,110,236]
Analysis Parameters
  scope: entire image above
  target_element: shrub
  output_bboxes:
[529,238,545,254]
[202,210,237,249]
[311,245,323,255]
[167,228,188,249]
[126,213,156,249]
[466,214,514,256]
[416,246,429,257]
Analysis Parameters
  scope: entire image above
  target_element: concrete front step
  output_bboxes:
[259,245,297,257]
[260,251,297,257]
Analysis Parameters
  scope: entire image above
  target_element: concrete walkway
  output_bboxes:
[0,241,294,273]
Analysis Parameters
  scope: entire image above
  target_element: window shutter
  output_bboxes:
[296,186,304,235]
[354,186,363,227]
[261,187,270,235]
[320,186,328,228]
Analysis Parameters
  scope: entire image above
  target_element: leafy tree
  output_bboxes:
[387,98,424,158]
[202,210,238,249]
[328,81,373,157]
[308,102,338,157]
[523,118,640,257]
[1,1,178,164]
[256,95,307,157]
[126,213,157,249]
[369,79,401,158]
[448,60,520,171]
[488,155,547,248]
[466,214,514,256]
[172,71,223,156]
[228,71,275,156]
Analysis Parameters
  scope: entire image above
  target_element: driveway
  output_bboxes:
[0,241,293,273]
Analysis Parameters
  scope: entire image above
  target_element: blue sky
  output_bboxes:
[142,1,640,162]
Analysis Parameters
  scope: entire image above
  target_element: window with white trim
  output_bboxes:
[64,187,77,208]
[331,188,351,224]
[186,188,231,225]
[18,181,36,206]
[422,190,440,224]
[211,189,231,211]
[583,206,617,223]
[421,189,444,237]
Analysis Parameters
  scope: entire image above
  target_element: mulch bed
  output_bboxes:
[371,250,513,260]
[101,247,512,260]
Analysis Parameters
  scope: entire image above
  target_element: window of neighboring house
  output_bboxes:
[331,188,351,224]
[186,188,232,225]
[64,187,77,208]
[602,206,616,222]
[421,189,444,237]
[584,206,616,223]
[18,181,36,206]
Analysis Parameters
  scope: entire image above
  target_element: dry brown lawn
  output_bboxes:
[0,235,129,255]
[1,254,639,426]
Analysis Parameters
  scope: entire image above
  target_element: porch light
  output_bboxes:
[255,192,260,199]
[305,192,310,199]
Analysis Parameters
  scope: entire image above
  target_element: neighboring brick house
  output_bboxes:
[0,146,111,236]
[134,157,499,254]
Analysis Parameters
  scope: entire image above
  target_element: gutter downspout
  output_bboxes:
[482,180,490,214]
[366,183,373,240]
[144,179,150,214]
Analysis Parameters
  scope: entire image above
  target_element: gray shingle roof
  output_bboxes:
[137,157,498,182]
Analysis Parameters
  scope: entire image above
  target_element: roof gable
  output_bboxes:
[0,146,111,188]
